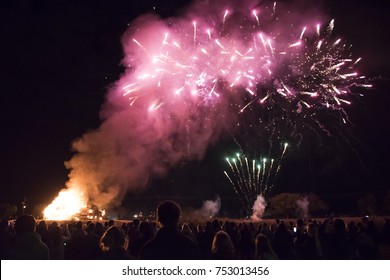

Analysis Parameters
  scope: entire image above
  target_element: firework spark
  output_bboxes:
[120,3,371,156]
[122,11,370,117]
[224,143,288,216]
[43,1,370,220]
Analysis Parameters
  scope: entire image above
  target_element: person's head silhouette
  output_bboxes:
[157,200,181,228]
[100,226,128,251]
[15,215,36,235]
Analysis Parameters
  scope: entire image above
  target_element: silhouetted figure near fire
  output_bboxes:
[48,224,69,260]
[99,226,134,259]
[36,220,50,250]
[9,215,49,259]
[65,221,87,259]
[129,221,155,259]
[127,218,141,250]
[79,222,100,259]
[94,222,105,238]
[140,200,200,259]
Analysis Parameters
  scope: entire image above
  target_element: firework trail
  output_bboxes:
[44,0,370,219]
[224,143,288,216]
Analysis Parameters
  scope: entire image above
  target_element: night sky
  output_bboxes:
[1,0,389,217]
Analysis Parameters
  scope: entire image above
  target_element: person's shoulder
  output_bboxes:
[140,236,158,252]
[139,237,160,259]
[177,232,201,255]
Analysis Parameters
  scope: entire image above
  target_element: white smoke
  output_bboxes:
[196,196,221,218]
[251,195,267,221]
[296,196,310,218]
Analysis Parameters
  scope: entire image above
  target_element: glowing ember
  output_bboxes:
[78,206,106,221]
[43,187,88,220]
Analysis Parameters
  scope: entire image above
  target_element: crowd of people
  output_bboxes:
[1,200,389,260]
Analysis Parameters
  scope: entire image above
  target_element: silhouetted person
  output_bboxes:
[301,223,323,260]
[198,221,215,259]
[36,220,50,249]
[255,234,278,260]
[127,218,141,250]
[94,222,105,238]
[223,221,239,253]
[9,215,49,259]
[0,220,13,259]
[121,222,129,233]
[328,219,352,259]
[294,219,307,257]
[355,220,379,259]
[99,226,134,259]
[238,224,255,259]
[211,230,236,259]
[79,222,100,259]
[383,219,390,245]
[273,222,296,259]
[212,219,221,232]
[65,221,87,259]
[259,223,273,242]
[366,220,378,245]
[48,224,69,260]
[181,223,198,244]
[140,200,200,259]
[347,221,358,251]
[130,221,155,259]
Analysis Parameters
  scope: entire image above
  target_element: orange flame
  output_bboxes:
[43,186,88,220]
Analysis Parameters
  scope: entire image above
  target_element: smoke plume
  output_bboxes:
[195,196,221,218]
[251,195,267,221]
[47,0,329,214]
[296,196,310,218]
